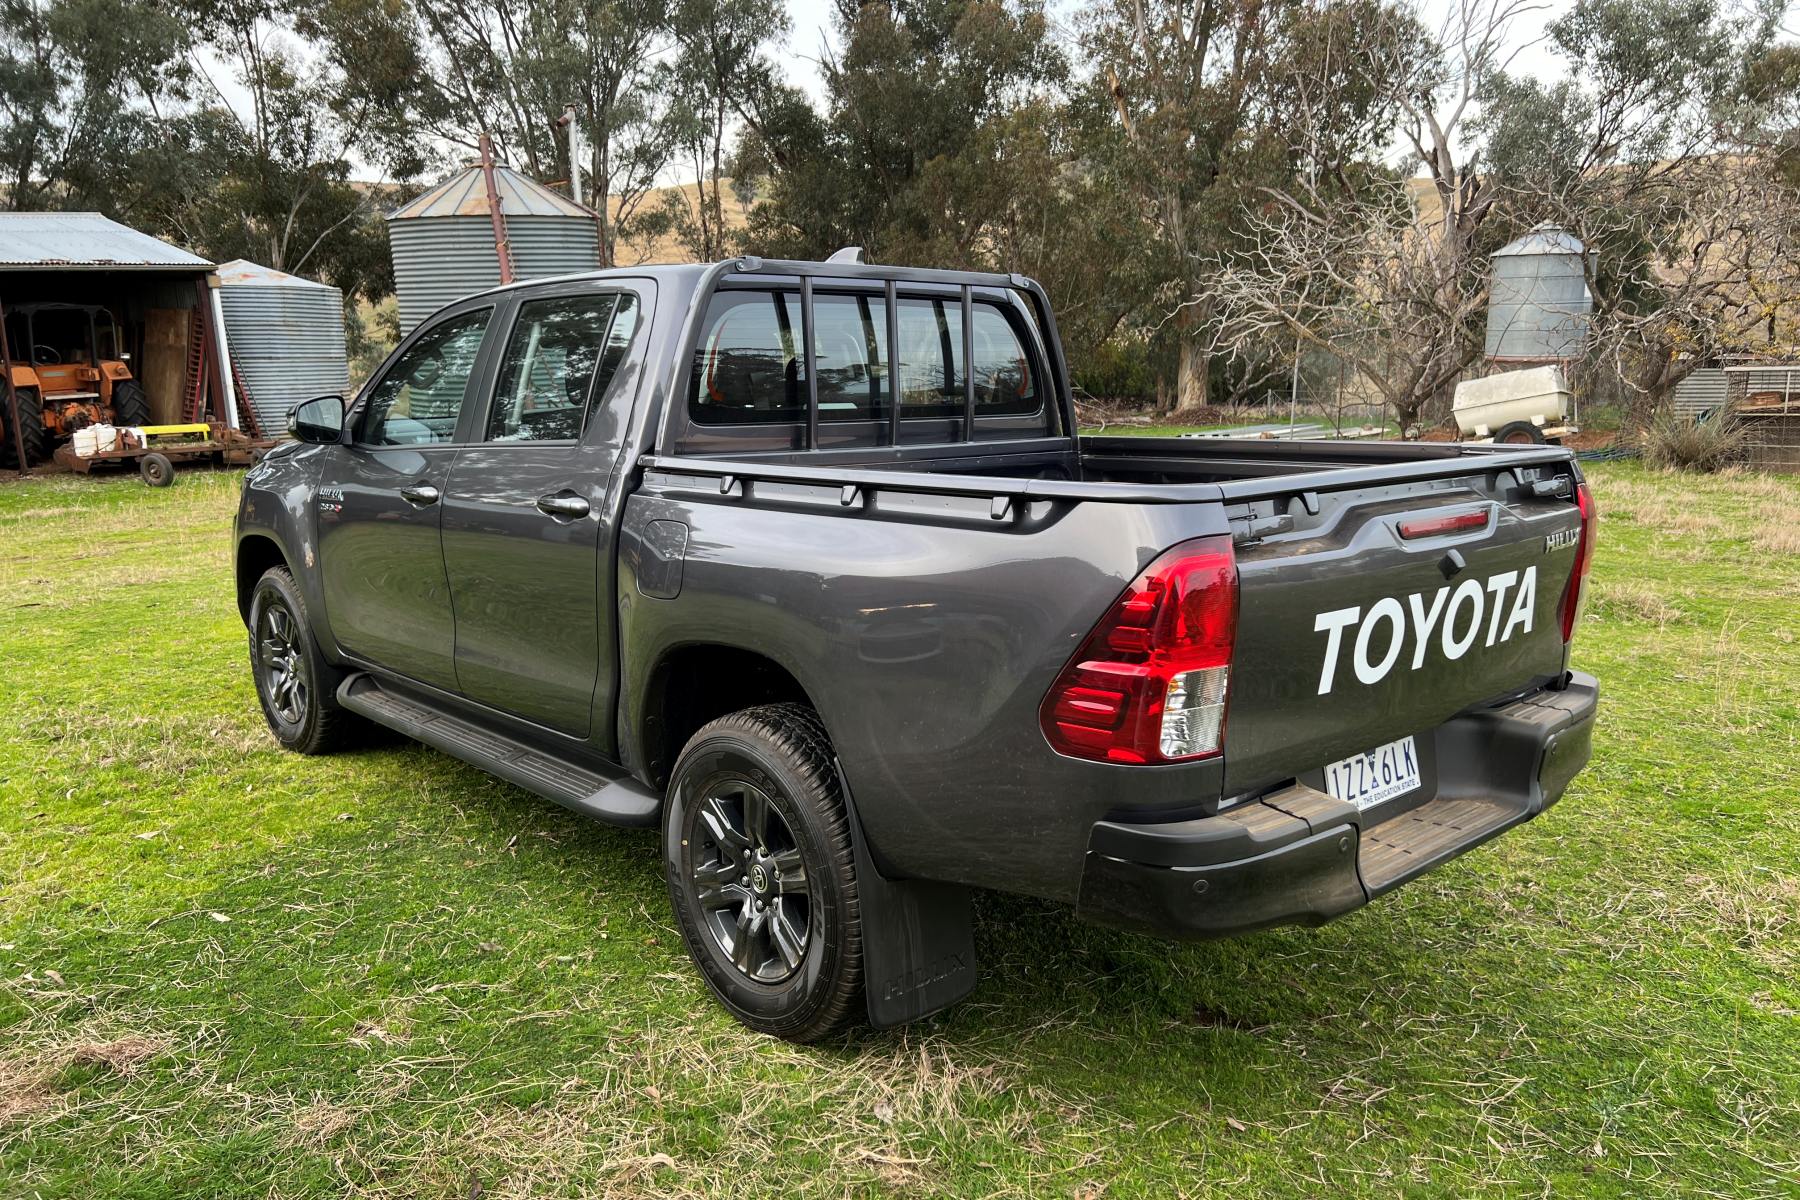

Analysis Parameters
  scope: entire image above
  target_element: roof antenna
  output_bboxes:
[825,246,865,264]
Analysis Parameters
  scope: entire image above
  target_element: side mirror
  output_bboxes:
[289,395,346,444]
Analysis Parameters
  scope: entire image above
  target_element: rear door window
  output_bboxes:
[358,308,492,446]
[484,292,641,442]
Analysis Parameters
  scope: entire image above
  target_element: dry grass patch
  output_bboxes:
[1751,522,1800,556]
[1592,579,1685,625]
[282,1098,360,1148]
[0,1027,169,1128]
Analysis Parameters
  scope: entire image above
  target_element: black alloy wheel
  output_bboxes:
[664,704,863,1041]
[690,776,812,982]
[247,566,357,755]
[256,598,311,729]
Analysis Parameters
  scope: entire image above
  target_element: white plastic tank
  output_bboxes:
[1453,366,1570,437]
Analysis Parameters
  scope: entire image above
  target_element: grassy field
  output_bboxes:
[1,461,1796,1198]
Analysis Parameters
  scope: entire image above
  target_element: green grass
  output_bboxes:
[2,462,1797,1198]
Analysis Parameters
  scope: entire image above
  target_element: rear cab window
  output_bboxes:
[686,285,1045,446]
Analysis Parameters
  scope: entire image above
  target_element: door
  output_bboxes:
[317,304,495,692]
[439,287,647,738]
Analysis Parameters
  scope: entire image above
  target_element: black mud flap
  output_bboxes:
[836,762,978,1028]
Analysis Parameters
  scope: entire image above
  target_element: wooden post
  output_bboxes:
[0,294,27,476]
[479,133,515,285]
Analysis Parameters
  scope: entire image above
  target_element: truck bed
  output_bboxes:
[625,428,1585,903]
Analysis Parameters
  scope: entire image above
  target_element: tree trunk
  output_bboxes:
[1173,338,1210,415]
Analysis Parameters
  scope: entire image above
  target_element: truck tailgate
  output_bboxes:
[1223,468,1583,797]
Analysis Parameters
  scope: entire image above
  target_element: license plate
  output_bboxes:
[1324,736,1421,810]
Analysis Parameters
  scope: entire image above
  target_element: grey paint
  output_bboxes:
[1485,226,1592,361]
[237,259,1592,912]
[217,264,350,433]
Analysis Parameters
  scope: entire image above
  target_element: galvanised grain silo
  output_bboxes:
[387,164,601,334]
[215,259,350,436]
[1485,225,1592,365]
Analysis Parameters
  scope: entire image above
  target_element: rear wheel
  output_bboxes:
[248,566,359,754]
[1495,420,1545,445]
[111,379,150,427]
[0,387,46,468]
[664,704,863,1041]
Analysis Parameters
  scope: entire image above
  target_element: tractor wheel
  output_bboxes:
[0,388,47,469]
[111,379,150,428]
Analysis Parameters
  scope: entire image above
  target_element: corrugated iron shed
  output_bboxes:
[215,259,331,288]
[215,259,349,435]
[0,212,212,271]
[390,166,596,220]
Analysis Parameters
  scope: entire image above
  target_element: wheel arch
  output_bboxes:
[235,532,292,624]
[635,642,818,790]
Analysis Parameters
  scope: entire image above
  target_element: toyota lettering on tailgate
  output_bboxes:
[1313,567,1538,695]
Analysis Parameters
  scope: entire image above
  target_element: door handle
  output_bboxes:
[536,492,591,519]
[399,483,440,506]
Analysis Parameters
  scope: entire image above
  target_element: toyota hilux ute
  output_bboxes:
[235,256,1599,1041]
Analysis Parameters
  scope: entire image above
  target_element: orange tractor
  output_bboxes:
[2,303,151,468]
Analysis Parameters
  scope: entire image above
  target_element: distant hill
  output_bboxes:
[609,179,753,265]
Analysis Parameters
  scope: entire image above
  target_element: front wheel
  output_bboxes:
[664,704,864,1041]
[248,566,358,754]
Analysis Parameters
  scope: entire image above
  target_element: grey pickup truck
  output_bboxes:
[234,256,1599,1041]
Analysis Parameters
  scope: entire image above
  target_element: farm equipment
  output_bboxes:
[1,303,151,468]
[52,420,275,486]
[1452,365,1579,445]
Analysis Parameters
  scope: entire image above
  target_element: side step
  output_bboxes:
[338,674,662,828]
[1359,795,1527,895]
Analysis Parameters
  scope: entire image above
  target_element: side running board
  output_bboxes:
[337,673,662,828]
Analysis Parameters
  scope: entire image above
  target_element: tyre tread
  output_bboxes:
[678,703,864,1041]
[254,565,359,755]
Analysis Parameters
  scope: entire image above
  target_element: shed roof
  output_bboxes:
[389,165,595,221]
[1493,224,1587,259]
[0,212,212,271]
[216,258,336,289]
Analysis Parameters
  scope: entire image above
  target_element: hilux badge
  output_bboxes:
[1544,527,1580,553]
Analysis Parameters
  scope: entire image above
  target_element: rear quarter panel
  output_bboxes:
[617,482,1232,903]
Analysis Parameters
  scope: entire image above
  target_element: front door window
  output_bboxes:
[358,308,491,446]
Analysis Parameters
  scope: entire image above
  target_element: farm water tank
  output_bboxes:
[215,260,350,436]
[387,165,600,334]
[1485,225,1592,363]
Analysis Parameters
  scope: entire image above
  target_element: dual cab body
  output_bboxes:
[236,258,1598,1038]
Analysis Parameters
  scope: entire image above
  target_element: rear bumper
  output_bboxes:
[1075,671,1598,939]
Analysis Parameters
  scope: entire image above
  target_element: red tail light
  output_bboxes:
[1558,481,1597,642]
[1040,536,1238,764]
